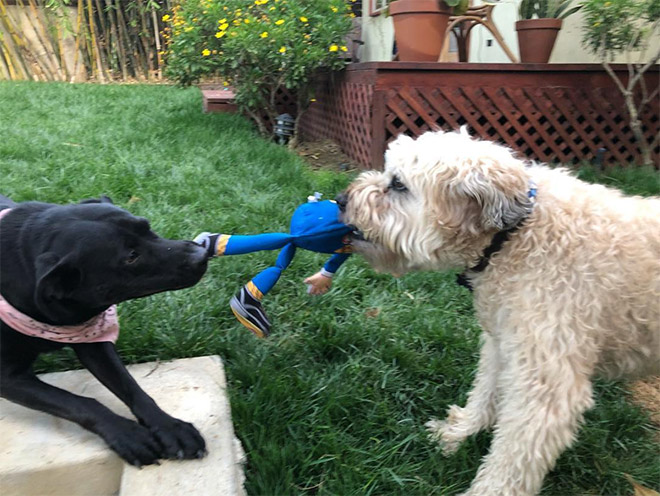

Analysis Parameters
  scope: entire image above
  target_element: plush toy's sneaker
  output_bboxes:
[230,286,271,338]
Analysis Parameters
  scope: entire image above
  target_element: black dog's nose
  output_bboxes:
[335,192,348,212]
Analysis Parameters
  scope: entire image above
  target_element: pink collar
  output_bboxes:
[0,208,120,344]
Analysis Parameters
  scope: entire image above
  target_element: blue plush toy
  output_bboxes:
[194,193,353,338]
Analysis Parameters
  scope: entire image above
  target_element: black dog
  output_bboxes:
[0,194,208,466]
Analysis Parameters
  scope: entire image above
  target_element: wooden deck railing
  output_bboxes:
[300,62,659,169]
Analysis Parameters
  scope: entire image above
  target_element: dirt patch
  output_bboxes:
[295,140,358,172]
[631,377,660,432]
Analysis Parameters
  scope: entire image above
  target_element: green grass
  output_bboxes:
[1,81,658,496]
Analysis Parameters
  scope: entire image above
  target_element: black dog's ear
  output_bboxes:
[79,195,114,205]
[34,253,83,322]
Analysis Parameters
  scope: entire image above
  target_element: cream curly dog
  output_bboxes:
[339,128,660,496]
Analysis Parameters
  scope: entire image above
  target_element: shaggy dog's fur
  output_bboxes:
[340,129,660,496]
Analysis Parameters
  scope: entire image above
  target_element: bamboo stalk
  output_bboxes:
[42,0,71,81]
[87,0,106,81]
[54,17,71,81]
[115,1,136,79]
[71,0,85,81]
[104,0,127,79]
[24,0,61,80]
[10,0,49,80]
[0,0,32,79]
[134,0,151,79]
[0,41,14,79]
[151,6,161,79]
[1,0,170,82]
[92,0,112,77]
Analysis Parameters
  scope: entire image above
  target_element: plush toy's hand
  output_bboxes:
[304,272,333,295]
[193,232,219,258]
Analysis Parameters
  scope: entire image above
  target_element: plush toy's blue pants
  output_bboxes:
[216,232,350,300]
[219,233,297,300]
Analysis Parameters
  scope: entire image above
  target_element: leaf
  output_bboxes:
[365,307,381,318]
[624,474,660,496]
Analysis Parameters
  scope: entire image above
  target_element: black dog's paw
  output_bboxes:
[148,416,207,460]
[101,417,163,467]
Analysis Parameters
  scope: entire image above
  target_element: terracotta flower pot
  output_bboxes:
[516,18,563,63]
[390,0,452,62]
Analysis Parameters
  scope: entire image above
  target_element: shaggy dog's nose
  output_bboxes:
[335,192,348,212]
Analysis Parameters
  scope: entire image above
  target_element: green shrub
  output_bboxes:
[163,0,355,140]
[581,0,660,55]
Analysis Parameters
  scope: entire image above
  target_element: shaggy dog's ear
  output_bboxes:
[452,159,532,232]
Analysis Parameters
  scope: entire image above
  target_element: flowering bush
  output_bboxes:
[163,0,355,140]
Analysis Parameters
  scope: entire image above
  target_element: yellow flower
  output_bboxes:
[275,19,284,25]
[260,31,269,38]
[218,18,227,24]
[279,46,286,53]
[340,45,348,52]
[184,26,193,32]
[202,49,211,56]
[329,44,338,52]
[219,22,229,30]
[310,98,316,102]
[300,16,308,22]
[162,14,171,22]
[244,18,250,23]
[223,81,230,86]
[215,31,226,38]
[331,6,338,12]
[349,12,355,18]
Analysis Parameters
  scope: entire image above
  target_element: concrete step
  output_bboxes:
[0,355,245,496]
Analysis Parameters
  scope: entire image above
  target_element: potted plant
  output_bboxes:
[390,0,467,62]
[516,0,582,63]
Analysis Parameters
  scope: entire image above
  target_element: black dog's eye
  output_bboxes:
[389,176,407,192]
[125,250,140,265]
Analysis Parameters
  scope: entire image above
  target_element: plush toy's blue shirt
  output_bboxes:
[290,200,353,254]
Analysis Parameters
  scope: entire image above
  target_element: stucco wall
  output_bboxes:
[360,0,660,64]
[360,10,395,62]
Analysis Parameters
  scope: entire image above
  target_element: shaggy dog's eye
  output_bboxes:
[125,250,140,265]
[388,175,407,192]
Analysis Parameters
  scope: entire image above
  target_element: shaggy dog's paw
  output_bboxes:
[425,419,463,455]
[426,405,478,455]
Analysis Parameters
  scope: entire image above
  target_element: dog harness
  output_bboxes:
[0,208,119,344]
[457,183,537,292]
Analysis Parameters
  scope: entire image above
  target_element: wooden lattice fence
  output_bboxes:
[300,62,659,169]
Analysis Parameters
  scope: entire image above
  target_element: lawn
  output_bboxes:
[0,81,658,496]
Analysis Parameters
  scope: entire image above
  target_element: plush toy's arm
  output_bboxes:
[322,253,351,276]
[305,253,351,295]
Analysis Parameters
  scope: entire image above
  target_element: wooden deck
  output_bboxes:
[299,62,659,168]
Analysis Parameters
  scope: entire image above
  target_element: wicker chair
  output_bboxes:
[440,1,518,62]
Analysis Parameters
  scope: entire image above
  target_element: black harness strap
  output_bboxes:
[456,223,524,292]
